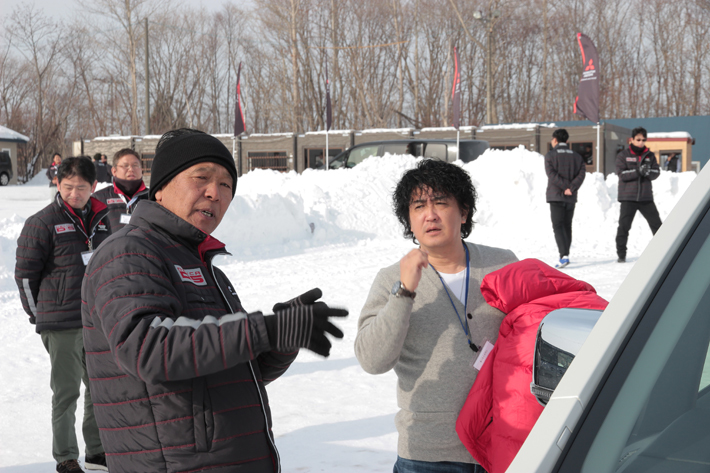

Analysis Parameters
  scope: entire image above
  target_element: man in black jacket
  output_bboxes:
[16,157,110,473]
[81,128,347,473]
[92,155,110,184]
[46,152,62,199]
[615,127,662,263]
[544,129,586,268]
[92,148,149,231]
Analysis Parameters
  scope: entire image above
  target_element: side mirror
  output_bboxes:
[531,308,604,406]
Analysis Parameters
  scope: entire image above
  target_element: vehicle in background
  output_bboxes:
[0,151,13,186]
[325,139,489,169]
[509,161,710,472]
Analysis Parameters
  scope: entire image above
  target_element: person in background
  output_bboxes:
[92,154,110,184]
[665,152,680,173]
[355,159,517,473]
[46,153,62,199]
[81,128,347,472]
[16,156,110,473]
[544,128,586,269]
[615,127,662,263]
[92,148,148,231]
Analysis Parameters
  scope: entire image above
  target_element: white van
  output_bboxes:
[510,162,710,472]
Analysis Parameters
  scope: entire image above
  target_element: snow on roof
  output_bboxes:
[244,132,295,138]
[648,131,693,140]
[304,130,354,136]
[417,126,477,132]
[0,125,29,142]
[478,123,556,130]
[359,128,414,134]
[92,135,135,141]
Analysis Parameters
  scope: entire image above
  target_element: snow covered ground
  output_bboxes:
[0,147,697,471]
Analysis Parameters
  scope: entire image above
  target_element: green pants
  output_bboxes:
[41,328,104,463]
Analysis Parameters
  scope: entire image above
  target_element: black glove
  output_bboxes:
[639,163,651,178]
[265,290,347,357]
[272,287,322,312]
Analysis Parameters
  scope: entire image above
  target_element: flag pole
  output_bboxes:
[596,122,601,173]
[324,58,333,170]
[456,129,460,161]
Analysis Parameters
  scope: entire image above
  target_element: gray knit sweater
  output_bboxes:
[355,242,518,463]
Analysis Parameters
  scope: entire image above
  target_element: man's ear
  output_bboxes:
[154,188,163,204]
[91,180,98,192]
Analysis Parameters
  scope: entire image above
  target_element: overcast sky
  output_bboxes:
[4,0,245,21]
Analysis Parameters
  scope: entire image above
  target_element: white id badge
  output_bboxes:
[81,251,94,266]
[120,213,132,225]
[472,340,495,371]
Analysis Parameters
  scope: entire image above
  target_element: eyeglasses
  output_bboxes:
[116,163,142,170]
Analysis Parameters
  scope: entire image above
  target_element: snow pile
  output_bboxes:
[212,147,696,261]
[0,148,697,271]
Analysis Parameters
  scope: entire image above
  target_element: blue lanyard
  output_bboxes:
[431,243,478,352]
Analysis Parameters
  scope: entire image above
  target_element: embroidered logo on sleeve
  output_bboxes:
[175,265,207,286]
[55,224,76,234]
[106,198,124,205]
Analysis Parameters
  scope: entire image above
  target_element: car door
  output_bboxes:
[509,161,710,473]
[553,200,710,472]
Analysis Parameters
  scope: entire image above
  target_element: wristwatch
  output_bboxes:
[391,281,416,299]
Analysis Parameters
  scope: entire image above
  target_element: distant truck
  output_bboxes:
[323,138,489,169]
[0,151,13,186]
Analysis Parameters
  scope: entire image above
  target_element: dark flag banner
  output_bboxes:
[451,46,461,130]
[574,33,600,123]
[234,62,246,136]
[325,63,332,131]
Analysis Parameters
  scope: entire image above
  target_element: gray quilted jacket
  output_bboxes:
[81,201,297,473]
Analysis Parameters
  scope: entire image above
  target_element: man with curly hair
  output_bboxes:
[355,159,518,472]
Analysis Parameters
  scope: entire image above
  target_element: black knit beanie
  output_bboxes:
[149,132,238,201]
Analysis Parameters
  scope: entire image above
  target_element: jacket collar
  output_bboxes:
[112,178,148,200]
[554,143,569,149]
[130,201,228,262]
[55,194,108,235]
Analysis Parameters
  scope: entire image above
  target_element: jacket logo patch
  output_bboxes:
[55,224,76,234]
[97,223,108,231]
[626,157,637,162]
[175,265,207,286]
[107,198,124,205]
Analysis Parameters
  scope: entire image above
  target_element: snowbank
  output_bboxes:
[0,150,697,271]
[213,147,696,261]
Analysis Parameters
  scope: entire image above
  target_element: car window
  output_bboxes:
[424,143,447,161]
[348,145,380,167]
[382,143,409,155]
[557,203,710,473]
[329,152,348,169]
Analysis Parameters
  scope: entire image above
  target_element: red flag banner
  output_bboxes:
[326,63,332,131]
[451,47,461,130]
[234,62,246,136]
[574,33,600,123]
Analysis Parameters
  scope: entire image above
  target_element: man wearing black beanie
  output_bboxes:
[81,128,347,472]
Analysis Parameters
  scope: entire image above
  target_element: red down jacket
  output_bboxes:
[455,258,608,473]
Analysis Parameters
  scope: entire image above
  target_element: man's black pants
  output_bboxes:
[616,201,662,258]
[550,201,576,258]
